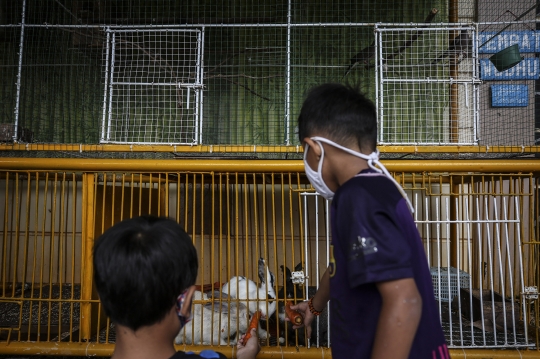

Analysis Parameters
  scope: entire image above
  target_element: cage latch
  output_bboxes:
[522,286,538,300]
[291,271,307,285]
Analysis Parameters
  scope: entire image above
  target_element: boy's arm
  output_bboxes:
[290,266,331,338]
[371,278,422,359]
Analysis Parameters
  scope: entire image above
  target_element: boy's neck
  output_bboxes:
[336,158,369,185]
[112,318,178,359]
[328,148,370,188]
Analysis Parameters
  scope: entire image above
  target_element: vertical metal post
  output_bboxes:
[80,173,96,340]
[425,196,430,267]
[475,196,487,345]
[314,194,320,347]
[107,33,117,142]
[101,29,111,142]
[13,0,27,141]
[493,197,509,344]
[376,25,384,142]
[444,197,453,346]
[198,27,205,144]
[375,25,380,141]
[325,198,331,347]
[515,196,528,345]
[450,178,459,267]
[303,194,308,292]
[449,0,459,143]
[473,24,479,144]
[284,0,292,145]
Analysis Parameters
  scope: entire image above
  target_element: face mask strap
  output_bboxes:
[310,137,414,213]
[176,290,192,327]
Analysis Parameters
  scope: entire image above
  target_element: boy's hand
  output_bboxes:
[289,301,315,338]
[236,328,260,359]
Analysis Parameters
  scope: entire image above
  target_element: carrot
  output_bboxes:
[241,310,261,345]
[285,301,304,325]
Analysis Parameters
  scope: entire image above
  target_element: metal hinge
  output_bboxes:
[522,286,538,300]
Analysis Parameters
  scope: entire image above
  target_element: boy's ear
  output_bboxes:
[303,137,322,158]
[179,285,197,316]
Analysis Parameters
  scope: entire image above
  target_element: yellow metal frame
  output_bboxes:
[2,157,540,173]
[1,143,540,154]
[0,342,539,358]
[0,158,539,358]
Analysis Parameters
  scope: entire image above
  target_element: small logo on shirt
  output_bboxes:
[357,236,378,255]
[350,236,378,261]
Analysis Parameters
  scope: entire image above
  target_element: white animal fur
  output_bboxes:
[175,290,249,345]
[221,258,277,339]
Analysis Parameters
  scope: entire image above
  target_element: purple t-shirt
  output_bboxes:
[329,169,449,359]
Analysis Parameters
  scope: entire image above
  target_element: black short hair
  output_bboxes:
[297,83,377,152]
[93,216,198,331]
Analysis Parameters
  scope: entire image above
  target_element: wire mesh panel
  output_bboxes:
[101,29,204,144]
[409,173,534,348]
[1,1,540,154]
[376,25,479,145]
[477,22,537,146]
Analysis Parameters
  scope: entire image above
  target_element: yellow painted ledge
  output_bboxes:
[0,342,538,358]
[1,143,540,154]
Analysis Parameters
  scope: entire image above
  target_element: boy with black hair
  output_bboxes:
[93,216,260,359]
[290,83,449,359]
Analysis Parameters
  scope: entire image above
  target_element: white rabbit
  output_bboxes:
[222,258,277,339]
[175,290,249,345]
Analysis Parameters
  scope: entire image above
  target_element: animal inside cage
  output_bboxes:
[430,266,471,302]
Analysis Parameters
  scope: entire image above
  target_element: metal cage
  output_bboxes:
[0,158,539,358]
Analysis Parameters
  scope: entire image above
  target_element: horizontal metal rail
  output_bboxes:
[2,144,540,154]
[0,342,538,358]
[1,158,540,173]
[0,20,535,28]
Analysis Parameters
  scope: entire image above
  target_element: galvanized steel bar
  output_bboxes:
[284,0,292,145]
[12,0,26,141]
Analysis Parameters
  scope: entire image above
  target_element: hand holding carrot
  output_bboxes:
[289,301,315,338]
[241,310,261,345]
[237,328,260,359]
[285,301,303,325]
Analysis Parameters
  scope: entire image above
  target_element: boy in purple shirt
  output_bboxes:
[291,84,449,359]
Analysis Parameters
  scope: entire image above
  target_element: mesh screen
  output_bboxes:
[0,1,538,156]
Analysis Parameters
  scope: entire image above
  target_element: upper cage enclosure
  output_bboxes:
[0,0,538,157]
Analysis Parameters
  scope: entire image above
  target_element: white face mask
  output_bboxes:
[303,136,414,212]
[304,141,335,200]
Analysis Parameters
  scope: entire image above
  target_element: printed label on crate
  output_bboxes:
[478,31,538,54]
[491,85,528,107]
[480,58,539,80]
